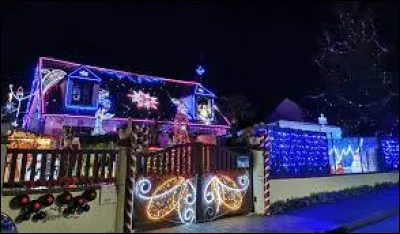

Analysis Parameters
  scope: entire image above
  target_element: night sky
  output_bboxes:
[1,1,398,121]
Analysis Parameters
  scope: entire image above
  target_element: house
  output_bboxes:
[23,57,230,138]
[265,98,342,139]
[265,98,308,123]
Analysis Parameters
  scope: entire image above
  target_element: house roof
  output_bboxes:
[39,57,230,127]
[265,98,306,123]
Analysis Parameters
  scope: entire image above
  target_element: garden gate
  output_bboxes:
[129,143,253,231]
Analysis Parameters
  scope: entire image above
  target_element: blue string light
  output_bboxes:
[268,127,330,177]
[379,137,399,171]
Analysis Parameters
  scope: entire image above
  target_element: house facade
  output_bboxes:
[23,57,230,138]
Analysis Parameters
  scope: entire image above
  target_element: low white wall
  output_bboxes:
[269,172,399,203]
[1,186,117,233]
[251,149,399,213]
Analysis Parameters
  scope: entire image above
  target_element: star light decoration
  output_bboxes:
[127,90,159,110]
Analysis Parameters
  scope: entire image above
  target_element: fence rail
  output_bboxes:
[3,149,118,185]
[137,143,248,176]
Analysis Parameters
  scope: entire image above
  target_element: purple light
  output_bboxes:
[40,57,201,86]
[42,113,230,128]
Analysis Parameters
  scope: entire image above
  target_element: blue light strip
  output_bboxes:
[23,65,40,128]
[194,84,216,97]
[379,137,399,171]
[68,66,102,82]
[268,127,330,177]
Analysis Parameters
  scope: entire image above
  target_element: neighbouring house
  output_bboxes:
[23,57,230,138]
[264,98,342,139]
[265,98,309,123]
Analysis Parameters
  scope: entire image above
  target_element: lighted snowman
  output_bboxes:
[350,151,362,173]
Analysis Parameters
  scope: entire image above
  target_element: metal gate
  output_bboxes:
[130,143,253,231]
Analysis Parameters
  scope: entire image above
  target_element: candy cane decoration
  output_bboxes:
[260,129,272,216]
[125,124,150,233]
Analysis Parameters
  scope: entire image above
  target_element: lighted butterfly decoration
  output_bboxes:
[135,173,249,223]
[136,177,196,224]
[203,173,250,220]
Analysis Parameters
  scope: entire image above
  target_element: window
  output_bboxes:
[71,82,93,105]
[196,96,214,124]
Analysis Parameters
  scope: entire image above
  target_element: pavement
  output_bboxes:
[351,215,399,233]
[142,187,399,233]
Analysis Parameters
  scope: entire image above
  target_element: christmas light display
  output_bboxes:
[23,65,40,128]
[64,66,102,111]
[360,137,379,173]
[329,138,363,174]
[7,129,52,151]
[196,65,205,76]
[41,69,67,95]
[135,173,249,224]
[202,173,249,220]
[93,108,115,135]
[6,84,38,127]
[379,137,399,171]
[172,104,190,145]
[267,128,330,177]
[127,90,159,110]
[135,176,196,223]
[24,57,230,138]
[92,89,115,136]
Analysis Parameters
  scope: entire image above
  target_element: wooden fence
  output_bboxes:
[3,149,118,185]
[137,143,248,176]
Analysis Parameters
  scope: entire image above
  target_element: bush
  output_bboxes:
[270,182,398,215]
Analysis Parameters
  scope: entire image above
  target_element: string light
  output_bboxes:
[379,137,399,171]
[268,128,330,177]
[127,90,159,110]
[135,176,196,223]
[135,173,249,223]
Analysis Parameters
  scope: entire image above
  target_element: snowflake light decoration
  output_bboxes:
[127,90,159,110]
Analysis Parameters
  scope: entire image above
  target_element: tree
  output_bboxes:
[218,94,257,131]
[172,109,190,145]
[308,2,398,135]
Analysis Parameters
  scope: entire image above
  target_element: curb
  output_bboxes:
[324,209,399,233]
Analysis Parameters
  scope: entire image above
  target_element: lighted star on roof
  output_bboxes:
[127,90,159,110]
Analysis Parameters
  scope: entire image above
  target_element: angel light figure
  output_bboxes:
[92,107,115,136]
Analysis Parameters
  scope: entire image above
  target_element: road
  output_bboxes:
[143,187,399,233]
[352,215,399,233]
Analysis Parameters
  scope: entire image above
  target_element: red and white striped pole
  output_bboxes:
[261,130,272,216]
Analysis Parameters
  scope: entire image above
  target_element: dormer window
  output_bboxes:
[64,66,101,111]
[194,84,215,124]
[71,81,93,105]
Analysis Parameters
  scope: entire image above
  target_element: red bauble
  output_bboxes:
[20,196,30,206]
[39,194,55,206]
[57,191,73,205]
[65,194,72,202]
[46,196,54,204]
[83,189,97,201]
[31,200,43,212]
[74,196,86,206]
[82,204,90,212]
